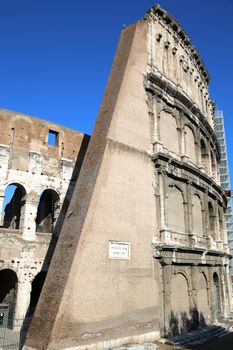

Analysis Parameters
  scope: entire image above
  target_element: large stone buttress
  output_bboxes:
[24,5,232,350]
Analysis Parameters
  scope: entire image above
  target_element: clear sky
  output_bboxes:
[0,0,232,183]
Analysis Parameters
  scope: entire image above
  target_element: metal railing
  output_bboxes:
[0,318,31,350]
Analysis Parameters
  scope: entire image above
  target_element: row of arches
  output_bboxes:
[0,269,46,327]
[1,184,60,233]
[166,184,224,240]
[169,271,220,335]
[158,110,218,180]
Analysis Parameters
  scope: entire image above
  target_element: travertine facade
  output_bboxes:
[0,109,89,322]
[12,4,233,350]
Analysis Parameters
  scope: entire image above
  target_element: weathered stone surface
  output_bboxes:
[18,3,232,350]
[0,110,90,321]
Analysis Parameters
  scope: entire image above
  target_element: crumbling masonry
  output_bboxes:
[0,110,89,322]
[1,4,232,350]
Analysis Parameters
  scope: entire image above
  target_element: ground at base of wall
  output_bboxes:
[110,344,158,350]
[156,333,233,349]
[157,324,233,350]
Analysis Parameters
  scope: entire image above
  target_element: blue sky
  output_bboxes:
[0,0,232,183]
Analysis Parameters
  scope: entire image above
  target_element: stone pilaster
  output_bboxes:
[162,264,173,335]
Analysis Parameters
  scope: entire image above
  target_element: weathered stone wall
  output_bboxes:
[24,4,232,350]
[0,109,89,320]
[146,5,214,127]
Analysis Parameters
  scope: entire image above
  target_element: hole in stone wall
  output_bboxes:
[35,189,59,234]
[48,130,58,146]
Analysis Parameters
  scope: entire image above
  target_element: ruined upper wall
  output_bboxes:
[146,4,215,126]
[0,109,90,240]
[0,109,89,177]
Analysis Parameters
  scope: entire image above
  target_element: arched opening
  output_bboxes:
[196,273,210,325]
[208,202,215,236]
[170,273,190,335]
[35,190,59,233]
[167,186,185,232]
[185,126,196,164]
[28,271,47,317]
[0,269,18,327]
[213,273,220,319]
[200,139,208,172]
[160,111,179,156]
[192,194,203,236]
[1,184,26,229]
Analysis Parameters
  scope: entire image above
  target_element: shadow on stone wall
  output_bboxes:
[42,133,90,270]
[168,307,206,337]
[19,134,90,348]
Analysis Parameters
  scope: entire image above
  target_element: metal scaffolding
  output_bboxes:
[214,110,233,274]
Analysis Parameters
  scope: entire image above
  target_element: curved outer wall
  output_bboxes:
[25,5,232,350]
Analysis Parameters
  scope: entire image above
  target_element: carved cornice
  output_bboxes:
[145,4,210,84]
[152,243,231,266]
[145,72,220,159]
[152,153,227,207]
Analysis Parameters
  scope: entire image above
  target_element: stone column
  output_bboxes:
[196,128,202,169]
[206,138,212,176]
[185,182,192,235]
[153,98,163,154]
[201,191,207,238]
[187,266,196,313]
[178,109,185,159]
[224,264,233,312]
[0,190,5,225]
[180,125,186,159]
[191,266,198,308]
[159,172,166,230]
[208,267,216,322]
[222,213,229,253]
[162,264,173,335]
[215,206,221,242]
[152,98,159,143]
[22,193,39,240]
[14,278,32,321]
[219,266,229,318]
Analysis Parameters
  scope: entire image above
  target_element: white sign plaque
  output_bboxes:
[109,241,131,260]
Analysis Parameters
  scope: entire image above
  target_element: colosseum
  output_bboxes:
[0,111,90,324]
[0,3,232,350]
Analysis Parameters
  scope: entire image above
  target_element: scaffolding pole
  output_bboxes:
[214,110,233,275]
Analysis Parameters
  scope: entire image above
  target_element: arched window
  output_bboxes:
[167,186,185,232]
[35,190,59,233]
[185,125,196,164]
[208,202,215,235]
[192,194,203,235]
[0,269,18,327]
[160,111,179,155]
[200,139,208,172]
[2,184,26,229]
